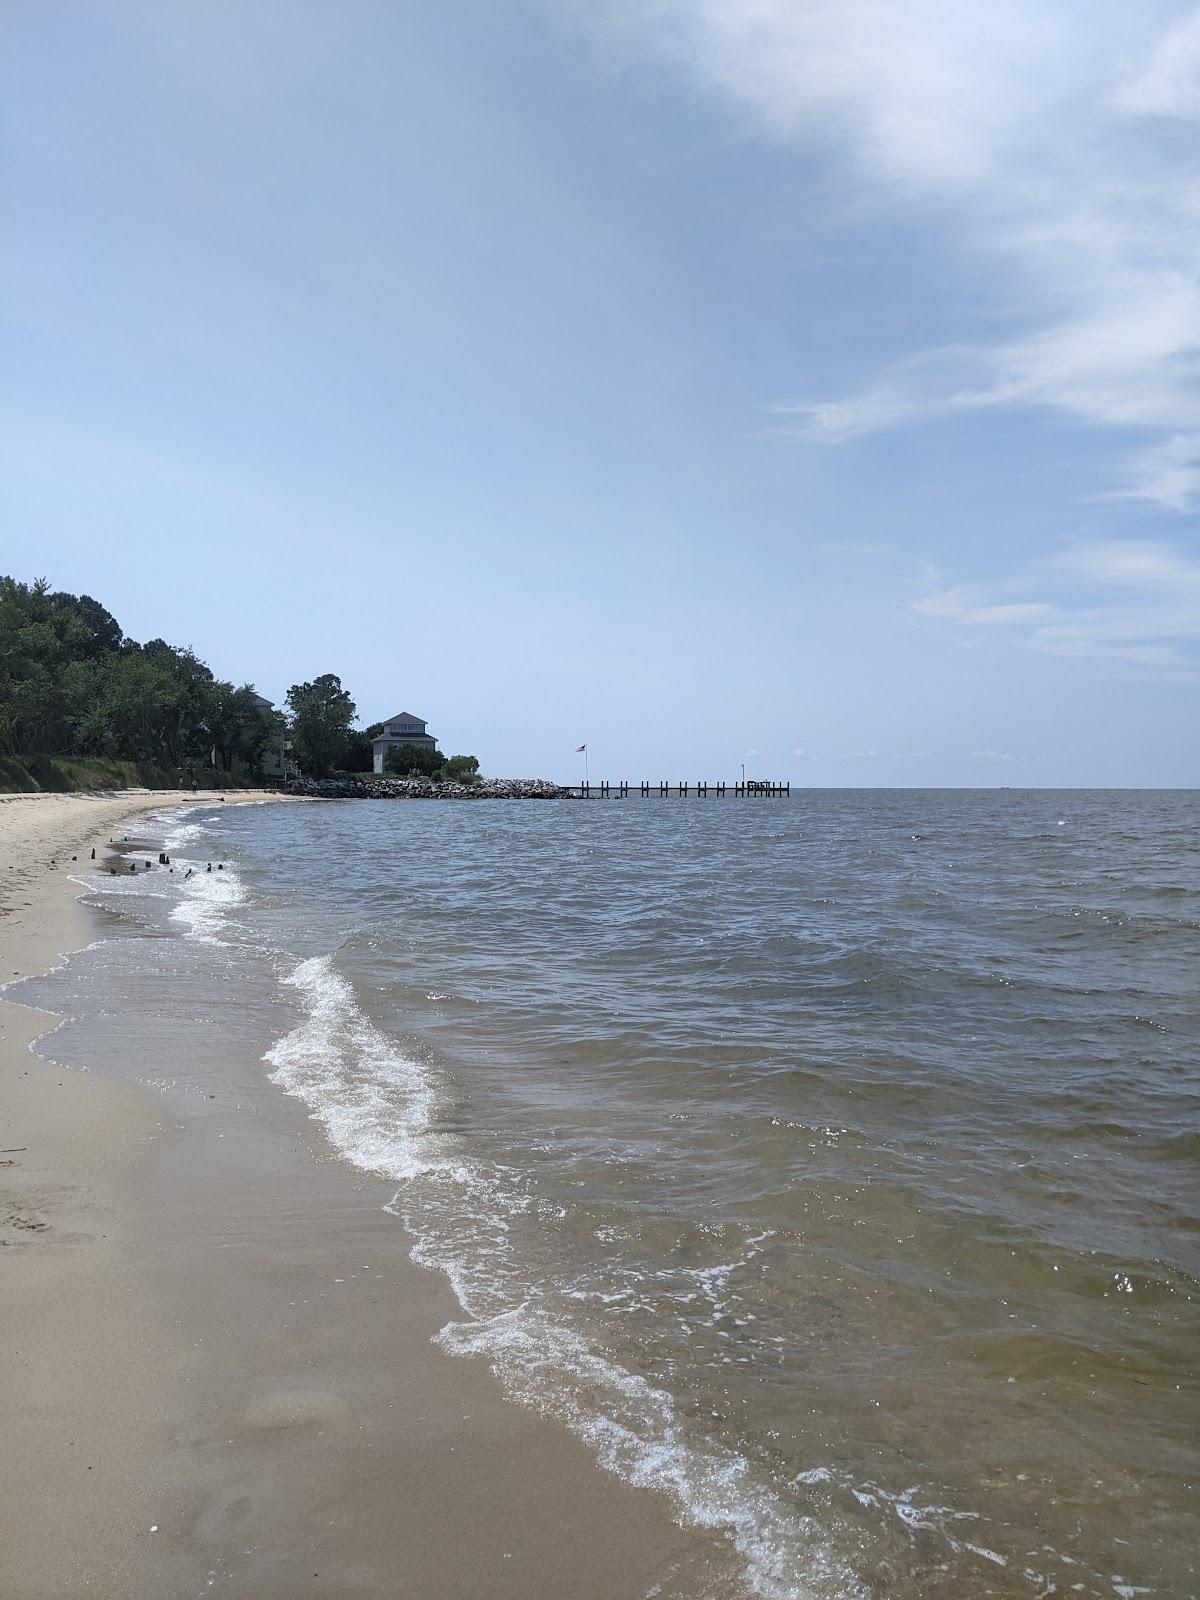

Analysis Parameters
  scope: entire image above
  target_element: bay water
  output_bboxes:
[28,791,1199,1598]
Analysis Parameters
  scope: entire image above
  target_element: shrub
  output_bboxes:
[383,743,443,778]
[441,754,481,784]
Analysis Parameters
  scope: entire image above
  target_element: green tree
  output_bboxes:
[383,743,443,778]
[207,683,275,773]
[48,591,122,655]
[339,722,382,773]
[0,572,362,789]
[286,674,356,777]
[0,577,100,752]
[441,754,481,784]
[144,642,217,764]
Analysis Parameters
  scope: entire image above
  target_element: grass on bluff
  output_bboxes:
[0,753,257,793]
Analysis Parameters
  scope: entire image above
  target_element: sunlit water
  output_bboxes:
[21,792,1199,1599]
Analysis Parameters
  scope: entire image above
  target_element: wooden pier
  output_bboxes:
[565,780,790,797]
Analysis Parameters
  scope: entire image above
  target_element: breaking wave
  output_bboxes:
[264,952,861,1600]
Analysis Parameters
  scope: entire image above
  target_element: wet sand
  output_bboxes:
[0,792,726,1600]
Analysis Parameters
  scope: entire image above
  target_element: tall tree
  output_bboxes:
[339,722,383,773]
[0,573,290,780]
[207,683,275,772]
[286,674,356,777]
[49,591,122,655]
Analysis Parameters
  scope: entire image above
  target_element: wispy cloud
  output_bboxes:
[915,538,1200,673]
[793,747,932,761]
[1118,8,1200,118]
[586,1,1200,508]
[972,748,1018,762]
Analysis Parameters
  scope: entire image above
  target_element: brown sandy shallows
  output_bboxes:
[0,792,734,1600]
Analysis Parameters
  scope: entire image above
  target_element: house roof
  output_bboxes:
[381,711,426,725]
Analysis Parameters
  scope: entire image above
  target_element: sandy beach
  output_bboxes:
[0,791,722,1600]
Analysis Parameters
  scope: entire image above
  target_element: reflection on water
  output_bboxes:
[22,791,1200,1600]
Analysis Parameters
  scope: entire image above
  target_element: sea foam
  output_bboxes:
[263,950,860,1600]
[264,955,454,1184]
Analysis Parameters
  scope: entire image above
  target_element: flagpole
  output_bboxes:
[584,747,589,786]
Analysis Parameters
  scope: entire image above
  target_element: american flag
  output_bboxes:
[575,743,586,752]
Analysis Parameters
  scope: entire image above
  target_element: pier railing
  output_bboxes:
[565,780,790,797]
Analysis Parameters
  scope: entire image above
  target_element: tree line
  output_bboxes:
[0,576,280,778]
[0,577,478,784]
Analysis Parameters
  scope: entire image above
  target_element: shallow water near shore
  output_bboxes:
[25,791,1200,1599]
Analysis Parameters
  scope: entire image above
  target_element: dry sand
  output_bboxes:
[0,792,728,1600]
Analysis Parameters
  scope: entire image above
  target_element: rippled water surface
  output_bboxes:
[37,792,1200,1597]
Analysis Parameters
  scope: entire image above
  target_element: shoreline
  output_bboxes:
[0,791,301,1598]
[0,792,726,1599]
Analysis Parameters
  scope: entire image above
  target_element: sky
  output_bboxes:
[3,0,1198,785]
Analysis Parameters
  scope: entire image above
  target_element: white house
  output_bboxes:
[372,711,439,773]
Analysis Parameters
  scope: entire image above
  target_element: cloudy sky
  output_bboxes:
[4,1,1198,783]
